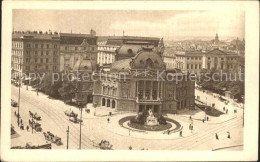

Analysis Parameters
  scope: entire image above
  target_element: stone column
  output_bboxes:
[143,81,146,99]
[157,81,160,100]
[150,81,153,100]
[136,80,139,100]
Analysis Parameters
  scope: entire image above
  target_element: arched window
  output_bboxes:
[140,60,144,65]
[128,49,133,55]
[146,58,154,68]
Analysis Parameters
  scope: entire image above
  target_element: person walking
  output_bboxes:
[26,125,29,132]
[189,116,192,120]
[226,109,228,114]
[227,132,231,139]
[107,118,110,123]
[179,131,182,137]
[129,145,132,150]
[206,116,209,121]
[223,107,225,112]
[215,133,219,140]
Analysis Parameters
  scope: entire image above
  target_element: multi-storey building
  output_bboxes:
[59,33,97,72]
[97,36,162,67]
[12,31,60,79]
[97,37,120,66]
[174,48,241,74]
[92,44,195,114]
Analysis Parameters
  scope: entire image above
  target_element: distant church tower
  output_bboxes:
[215,33,219,42]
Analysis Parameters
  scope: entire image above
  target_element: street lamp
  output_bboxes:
[77,100,83,150]
[242,95,244,127]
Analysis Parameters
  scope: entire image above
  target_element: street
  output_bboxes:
[11,85,243,150]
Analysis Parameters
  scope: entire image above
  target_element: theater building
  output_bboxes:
[92,44,195,114]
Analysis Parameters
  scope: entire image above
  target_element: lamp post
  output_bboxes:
[242,95,244,127]
[78,101,83,150]
[66,126,69,149]
[17,72,21,126]
[205,97,207,120]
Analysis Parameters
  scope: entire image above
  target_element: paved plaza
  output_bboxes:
[11,84,243,150]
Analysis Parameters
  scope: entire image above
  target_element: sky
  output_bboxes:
[13,10,245,40]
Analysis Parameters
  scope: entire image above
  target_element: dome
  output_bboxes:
[116,44,155,60]
[73,59,94,72]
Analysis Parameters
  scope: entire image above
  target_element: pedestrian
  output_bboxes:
[107,118,110,123]
[189,116,192,120]
[26,125,29,132]
[17,118,20,126]
[215,133,219,140]
[167,129,170,135]
[189,124,191,130]
[226,109,228,114]
[129,145,132,150]
[179,131,182,137]
[206,116,209,121]
[223,107,225,112]
[20,119,23,125]
[14,111,16,116]
[202,119,205,123]
[227,132,231,139]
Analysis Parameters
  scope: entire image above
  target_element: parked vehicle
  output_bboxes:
[69,116,83,123]
[64,110,78,118]
[33,113,41,120]
[11,99,18,107]
[43,132,62,146]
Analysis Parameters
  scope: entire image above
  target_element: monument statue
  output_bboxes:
[145,108,159,126]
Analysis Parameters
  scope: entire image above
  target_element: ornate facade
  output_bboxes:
[92,44,195,114]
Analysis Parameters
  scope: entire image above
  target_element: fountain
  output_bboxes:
[145,108,159,126]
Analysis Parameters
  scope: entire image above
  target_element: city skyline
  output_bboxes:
[13,10,245,40]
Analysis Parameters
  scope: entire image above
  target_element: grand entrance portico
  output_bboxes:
[138,104,162,114]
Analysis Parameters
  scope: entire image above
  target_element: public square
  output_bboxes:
[11,84,243,150]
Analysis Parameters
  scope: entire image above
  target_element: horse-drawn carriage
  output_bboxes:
[64,110,78,118]
[69,116,83,123]
[99,140,113,150]
[43,131,63,146]
[29,111,41,120]
[11,99,18,107]
[29,119,42,132]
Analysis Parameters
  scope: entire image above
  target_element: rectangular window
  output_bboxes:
[53,58,57,62]
[84,47,86,50]
[195,57,197,60]
[46,51,49,55]
[208,57,210,60]
[46,66,48,70]
[41,59,43,63]
[35,44,38,48]
[26,58,30,63]
[207,63,210,69]
[53,66,56,70]
[191,64,193,69]
[191,57,193,60]
[41,51,43,56]
[41,44,44,48]
[35,51,38,55]
[26,66,30,70]
[47,44,49,49]
[187,57,189,60]
[46,58,49,63]
[35,58,37,63]
[75,47,78,51]
[195,64,197,69]
[199,64,201,69]
[54,44,57,49]
[92,47,95,51]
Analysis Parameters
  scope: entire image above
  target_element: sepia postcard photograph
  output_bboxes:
[1,1,259,161]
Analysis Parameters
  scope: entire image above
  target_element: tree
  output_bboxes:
[58,79,77,103]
